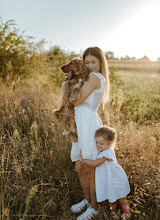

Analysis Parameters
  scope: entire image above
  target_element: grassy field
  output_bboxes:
[117,70,160,98]
[0,69,160,220]
[108,60,160,72]
[115,70,160,124]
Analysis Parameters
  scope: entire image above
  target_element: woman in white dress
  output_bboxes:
[70,47,109,220]
[80,126,130,219]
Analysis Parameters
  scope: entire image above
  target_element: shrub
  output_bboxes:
[0,18,47,84]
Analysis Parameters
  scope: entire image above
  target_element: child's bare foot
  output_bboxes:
[120,202,130,219]
[121,205,130,220]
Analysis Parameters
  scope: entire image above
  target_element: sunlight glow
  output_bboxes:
[101,1,160,61]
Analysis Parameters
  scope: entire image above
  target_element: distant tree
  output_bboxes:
[47,46,73,87]
[49,46,64,56]
[139,56,150,61]
[125,55,130,60]
[46,46,81,87]
[157,57,160,62]
[105,51,114,60]
[131,57,137,61]
[121,55,130,60]
[47,46,65,62]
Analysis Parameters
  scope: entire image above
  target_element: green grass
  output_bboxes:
[117,70,160,96]
[114,70,160,124]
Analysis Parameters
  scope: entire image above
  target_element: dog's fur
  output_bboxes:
[54,57,89,142]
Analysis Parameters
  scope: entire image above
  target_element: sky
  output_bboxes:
[0,0,160,61]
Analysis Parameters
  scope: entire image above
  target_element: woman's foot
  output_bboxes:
[71,199,89,213]
[77,205,100,220]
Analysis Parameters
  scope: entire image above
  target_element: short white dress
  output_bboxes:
[71,72,105,162]
[95,148,130,203]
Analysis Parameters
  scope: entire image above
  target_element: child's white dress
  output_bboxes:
[71,72,105,162]
[95,148,130,203]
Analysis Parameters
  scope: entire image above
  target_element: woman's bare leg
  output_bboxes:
[75,160,91,203]
[84,164,99,210]
[109,201,117,212]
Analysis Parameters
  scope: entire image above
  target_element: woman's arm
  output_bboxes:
[73,74,100,106]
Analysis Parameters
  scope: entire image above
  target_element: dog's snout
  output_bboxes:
[61,66,64,70]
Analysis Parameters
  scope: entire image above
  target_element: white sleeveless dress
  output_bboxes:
[71,72,105,162]
[95,148,130,203]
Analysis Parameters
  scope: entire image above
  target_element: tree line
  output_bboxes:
[0,18,159,84]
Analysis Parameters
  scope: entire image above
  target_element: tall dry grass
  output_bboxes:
[0,81,159,219]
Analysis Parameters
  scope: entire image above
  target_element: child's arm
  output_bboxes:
[80,151,112,168]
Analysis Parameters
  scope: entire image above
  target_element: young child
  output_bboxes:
[80,126,130,219]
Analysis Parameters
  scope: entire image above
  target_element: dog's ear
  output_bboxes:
[78,60,84,71]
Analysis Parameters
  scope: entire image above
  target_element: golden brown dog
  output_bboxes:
[54,57,89,142]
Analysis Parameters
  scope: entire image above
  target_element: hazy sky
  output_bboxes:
[1,0,160,60]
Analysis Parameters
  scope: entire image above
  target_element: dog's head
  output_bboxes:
[61,57,89,80]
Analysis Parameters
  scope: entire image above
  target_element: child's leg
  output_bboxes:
[109,201,117,212]
[118,197,130,216]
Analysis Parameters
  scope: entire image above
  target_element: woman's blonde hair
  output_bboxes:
[95,126,117,149]
[83,47,110,108]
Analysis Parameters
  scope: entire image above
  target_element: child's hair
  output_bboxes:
[95,126,117,148]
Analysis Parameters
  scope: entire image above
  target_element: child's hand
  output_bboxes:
[106,158,113,162]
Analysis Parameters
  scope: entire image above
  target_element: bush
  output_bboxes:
[0,18,47,84]
[47,46,79,87]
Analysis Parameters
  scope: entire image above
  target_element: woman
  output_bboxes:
[71,47,110,220]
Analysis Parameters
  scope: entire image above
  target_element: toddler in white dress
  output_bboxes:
[80,126,130,219]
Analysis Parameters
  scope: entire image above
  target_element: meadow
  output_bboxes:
[0,67,160,220]
[116,70,160,124]
[1,19,159,219]
[108,60,160,72]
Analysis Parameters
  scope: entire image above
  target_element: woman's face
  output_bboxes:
[84,55,101,73]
